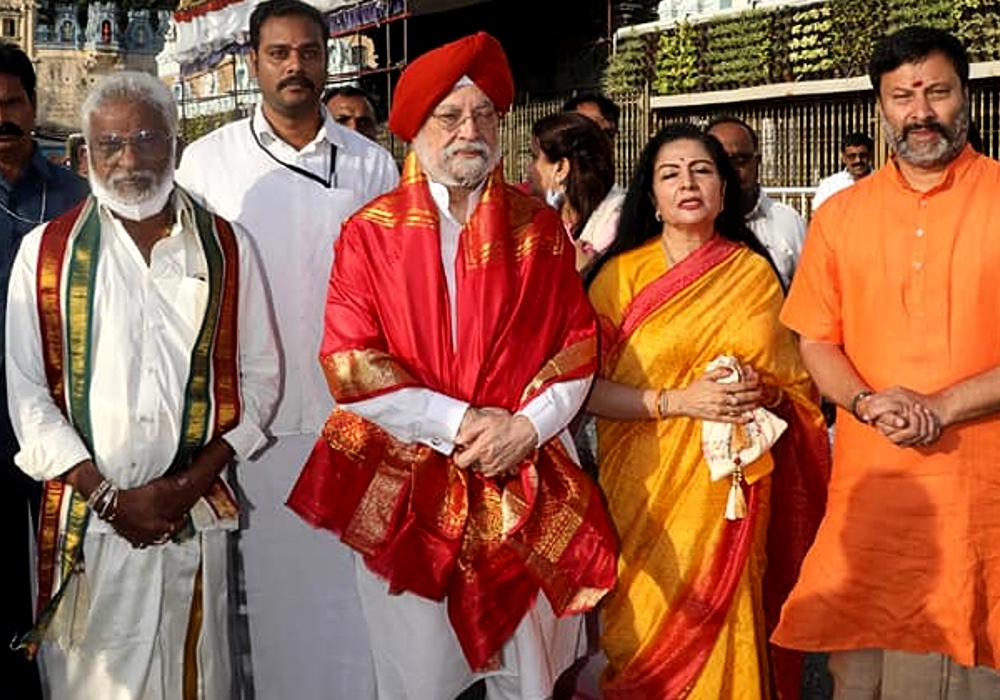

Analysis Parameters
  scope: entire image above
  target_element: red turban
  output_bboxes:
[389,32,514,142]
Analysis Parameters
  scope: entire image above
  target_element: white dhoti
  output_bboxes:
[355,559,585,700]
[42,531,229,700]
[237,434,376,700]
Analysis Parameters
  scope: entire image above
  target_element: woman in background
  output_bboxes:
[528,111,623,273]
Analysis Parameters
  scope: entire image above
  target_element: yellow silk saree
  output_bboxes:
[589,236,830,700]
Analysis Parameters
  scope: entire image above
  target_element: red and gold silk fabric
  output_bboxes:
[287,153,618,670]
[589,236,830,700]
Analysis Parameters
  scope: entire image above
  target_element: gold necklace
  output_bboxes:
[660,236,676,267]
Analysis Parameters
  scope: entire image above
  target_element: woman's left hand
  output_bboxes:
[676,366,763,423]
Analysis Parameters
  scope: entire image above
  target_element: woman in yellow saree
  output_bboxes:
[586,124,830,700]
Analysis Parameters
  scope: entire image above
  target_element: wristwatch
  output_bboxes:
[850,390,874,423]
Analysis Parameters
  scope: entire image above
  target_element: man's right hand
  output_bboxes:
[453,407,538,477]
[111,480,187,550]
[859,387,942,447]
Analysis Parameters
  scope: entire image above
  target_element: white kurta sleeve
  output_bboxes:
[6,228,93,481]
[347,388,469,456]
[516,376,592,447]
[221,228,281,461]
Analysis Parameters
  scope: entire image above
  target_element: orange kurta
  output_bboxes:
[776,146,1000,668]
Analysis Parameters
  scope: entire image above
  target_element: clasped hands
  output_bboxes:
[855,387,943,447]
[110,475,192,550]
[453,406,538,478]
[679,363,778,424]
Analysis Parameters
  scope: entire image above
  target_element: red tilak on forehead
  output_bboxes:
[910,79,925,88]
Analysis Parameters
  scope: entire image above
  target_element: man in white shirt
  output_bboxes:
[323,84,379,141]
[707,116,806,288]
[812,131,874,210]
[175,1,398,698]
[286,31,617,700]
[6,71,279,700]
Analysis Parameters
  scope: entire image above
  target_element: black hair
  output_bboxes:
[322,84,371,103]
[842,131,874,151]
[705,115,759,152]
[531,111,615,240]
[869,26,969,95]
[968,121,983,153]
[0,41,35,105]
[250,0,328,59]
[562,92,620,135]
[585,123,778,288]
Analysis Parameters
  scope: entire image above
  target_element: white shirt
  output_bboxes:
[745,190,806,289]
[176,106,399,436]
[5,193,280,532]
[813,169,857,211]
[348,174,592,455]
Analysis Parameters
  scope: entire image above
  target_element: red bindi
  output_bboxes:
[910,79,924,88]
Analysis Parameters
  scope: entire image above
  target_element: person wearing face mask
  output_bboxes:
[286,31,618,700]
[583,123,829,700]
[528,111,623,274]
[5,71,280,700]
[0,41,88,700]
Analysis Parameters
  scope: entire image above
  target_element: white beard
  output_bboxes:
[88,168,175,222]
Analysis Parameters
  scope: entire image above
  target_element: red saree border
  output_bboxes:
[617,236,741,345]
[33,200,83,620]
[603,485,760,700]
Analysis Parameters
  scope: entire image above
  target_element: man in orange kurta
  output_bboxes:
[776,26,1000,699]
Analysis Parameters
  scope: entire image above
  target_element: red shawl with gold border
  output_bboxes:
[287,154,618,670]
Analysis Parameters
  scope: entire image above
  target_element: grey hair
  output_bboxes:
[81,71,178,140]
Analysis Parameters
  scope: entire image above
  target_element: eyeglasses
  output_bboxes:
[93,130,171,160]
[430,106,498,133]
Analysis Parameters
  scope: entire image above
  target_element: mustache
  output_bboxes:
[901,119,947,139]
[277,75,316,92]
[108,170,158,187]
[443,139,490,159]
[0,121,25,137]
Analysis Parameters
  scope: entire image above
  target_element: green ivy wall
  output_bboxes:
[604,0,1000,97]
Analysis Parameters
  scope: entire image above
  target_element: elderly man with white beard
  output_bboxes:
[5,71,279,700]
[287,32,618,700]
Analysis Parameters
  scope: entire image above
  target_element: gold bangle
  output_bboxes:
[655,389,669,420]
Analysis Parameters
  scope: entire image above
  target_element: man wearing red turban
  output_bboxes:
[287,31,618,700]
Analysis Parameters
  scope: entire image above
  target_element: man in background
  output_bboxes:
[176,1,398,698]
[812,131,874,210]
[563,91,620,139]
[323,84,379,141]
[708,115,806,288]
[0,41,87,700]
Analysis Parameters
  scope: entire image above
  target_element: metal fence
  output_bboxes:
[180,75,998,198]
[650,77,1000,189]
[496,90,652,186]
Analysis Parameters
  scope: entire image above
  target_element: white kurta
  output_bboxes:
[346,179,591,700]
[5,194,280,700]
[176,107,399,700]
[745,190,807,289]
[812,169,857,211]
